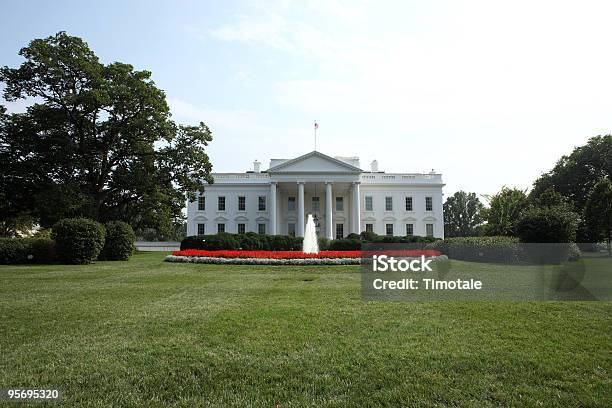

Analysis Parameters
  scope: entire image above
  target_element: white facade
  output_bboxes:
[187,151,444,239]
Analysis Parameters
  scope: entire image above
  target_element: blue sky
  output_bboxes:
[2,0,611,198]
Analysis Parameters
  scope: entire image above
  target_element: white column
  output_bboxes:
[325,181,333,240]
[270,182,277,235]
[352,182,361,234]
[297,182,305,237]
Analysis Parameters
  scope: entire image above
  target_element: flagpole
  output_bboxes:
[314,121,318,151]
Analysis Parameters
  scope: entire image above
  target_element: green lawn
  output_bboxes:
[0,252,610,407]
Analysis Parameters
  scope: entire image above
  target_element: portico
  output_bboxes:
[267,152,363,239]
[270,179,362,239]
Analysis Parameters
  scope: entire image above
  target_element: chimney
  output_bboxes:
[370,160,379,173]
[253,160,261,173]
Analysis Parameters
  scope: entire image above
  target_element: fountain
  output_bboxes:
[303,214,319,254]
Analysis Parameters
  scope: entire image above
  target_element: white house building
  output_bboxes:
[186,151,444,239]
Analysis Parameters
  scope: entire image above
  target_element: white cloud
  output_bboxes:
[199,0,612,195]
[209,12,297,52]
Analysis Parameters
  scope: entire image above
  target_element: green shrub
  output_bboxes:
[360,230,378,242]
[52,218,105,264]
[0,238,56,265]
[0,238,31,264]
[516,206,578,243]
[238,232,263,250]
[180,232,303,251]
[427,236,521,263]
[179,232,438,252]
[317,237,330,251]
[197,233,240,250]
[329,238,361,251]
[180,235,206,250]
[100,221,135,261]
[29,238,57,263]
[395,236,438,244]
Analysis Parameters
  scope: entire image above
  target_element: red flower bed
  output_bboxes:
[172,249,441,259]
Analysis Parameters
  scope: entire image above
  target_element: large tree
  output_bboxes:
[482,187,529,236]
[584,178,612,254]
[0,32,213,236]
[530,135,611,212]
[443,191,485,237]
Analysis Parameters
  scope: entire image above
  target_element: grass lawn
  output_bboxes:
[0,252,610,407]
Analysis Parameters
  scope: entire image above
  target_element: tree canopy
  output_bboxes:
[482,187,528,236]
[531,135,611,212]
[0,32,213,236]
[584,178,612,253]
[443,191,485,237]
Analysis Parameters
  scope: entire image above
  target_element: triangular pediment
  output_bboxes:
[268,151,362,173]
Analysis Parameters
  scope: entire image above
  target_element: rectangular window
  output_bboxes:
[335,197,344,211]
[238,196,246,211]
[426,223,434,237]
[197,223,205,235]
[197,196,206,211]
[406,223,414,236]
[258,196,266,211]
[385,223,394,236]
[288,223,296,237]
[365,196,373,211]
[385,196,393,211]
[365,223,374,233]
[425,196,433,211]
[335,223,344,239]
[217,223,225,233]
[288,196,296,211]
[312,196,320,212]
[405,197,413,211]
[237,223,246,234]
[218,196,225,211]
[258,223,266,235]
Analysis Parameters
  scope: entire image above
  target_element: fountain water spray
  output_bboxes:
[303,214,319,253]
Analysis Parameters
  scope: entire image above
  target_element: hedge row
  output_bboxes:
[181,232,303,251]
[0,218,135,265]
[426,236,581,264]
[0,238,56,264]
[181,232,439,252]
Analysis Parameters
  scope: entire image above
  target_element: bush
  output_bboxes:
[52,218,105,264]
[0,238,30,264]
[180,235,207,250]
[181,232,302,251]
[265,234,301,251]
[179,232,438,252]
[199,233,240,250]
[360,230,378,242]
[29,238,57,263]
[317,237,330,251]
[329,238,361,251]
[0,238,55,264]
[516,206,578,243]
[427,236,521,263]
[100,221,135,261]
[238,232,263,250]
